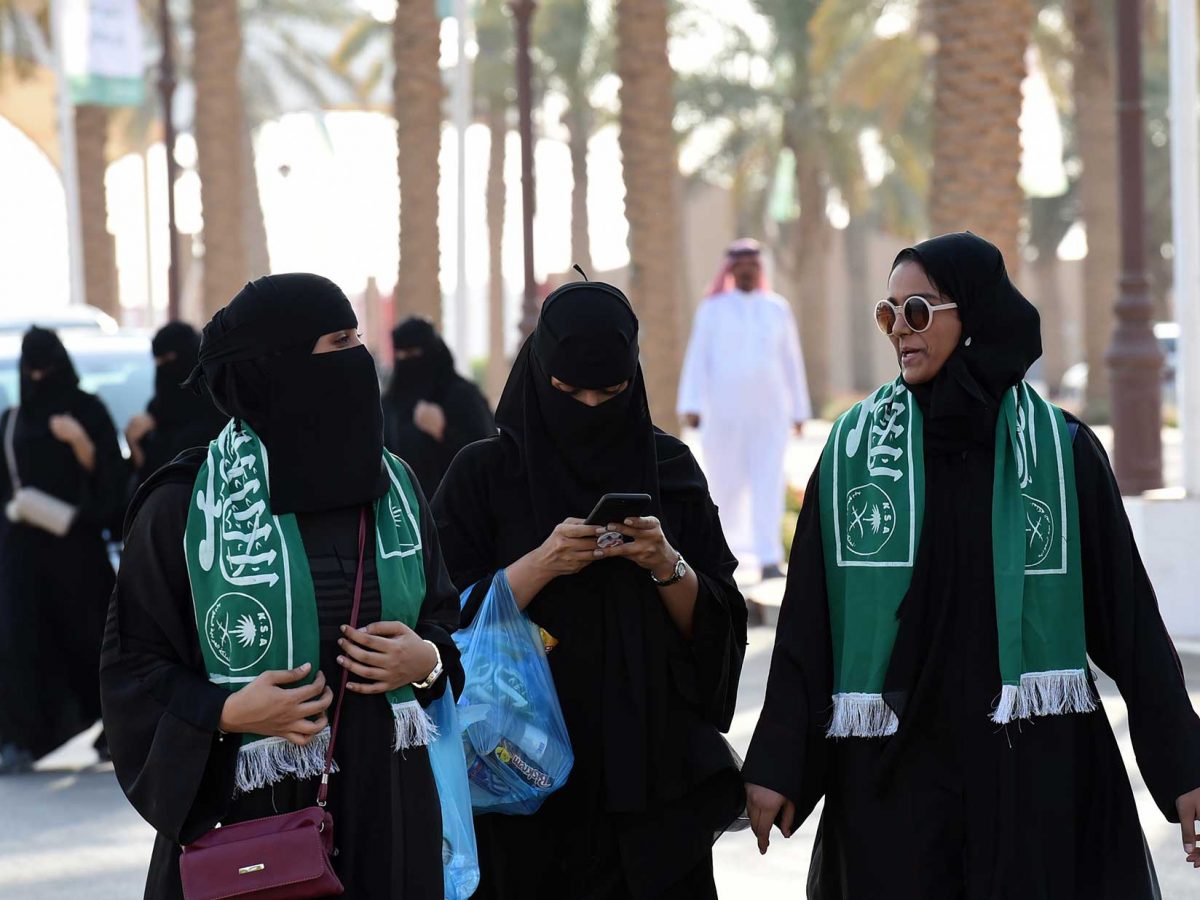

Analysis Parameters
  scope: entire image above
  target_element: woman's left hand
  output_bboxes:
[337,621,438,693]
[49,414,87,447]
[1176,786,1200,868]
[595,515,678,581]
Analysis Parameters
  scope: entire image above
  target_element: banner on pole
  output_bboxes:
[64,0,144,107]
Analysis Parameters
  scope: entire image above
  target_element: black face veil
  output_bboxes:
[190,273,387,515]
[494,280,659,534]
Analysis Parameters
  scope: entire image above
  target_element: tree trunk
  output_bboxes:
[486,104,508,403]
[193,0,251,318]
[792,146,832,414]
[1072,0,1118,421]
[241,116,270,278]
[617,0,686,428]
[566,102,593,275]
[930,0,1030,273]
[844,216,875,392]
[394,0,444,327]
[1032,249,1067,390]
[74,104,118,318]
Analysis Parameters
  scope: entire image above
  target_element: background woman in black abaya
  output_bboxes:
[100,274,464,898]
[742,233,1200,898]
[384,316,494,496]
[433,279,748,899]
[0,327,125,773]
[125,321,227,490]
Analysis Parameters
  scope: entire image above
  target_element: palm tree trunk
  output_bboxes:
[394,0,444,327]
[792,143,832,414]
[845,216,875,392]
[566,102,593,275]
[1032,249,1067,390]
[486,103,508,403]
[74,104,118,318]
[930,0,1030,272]
[617,0,685,427]
[193,0,251,317]
[1072,0,1118,420]
[241,115,270,278]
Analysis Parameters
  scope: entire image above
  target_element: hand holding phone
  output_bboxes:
[585,493,652,547]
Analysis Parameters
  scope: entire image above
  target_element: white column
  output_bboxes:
[452,0,472,374]
[36,1,87,306]
[1169,0,1200,494]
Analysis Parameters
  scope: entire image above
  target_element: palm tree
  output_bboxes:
[535,0,611,275]
[393,0,443,327]
[678,0,931,409]
[192,0,251,317]
[929,0,1032,270]
[616,0,685,423]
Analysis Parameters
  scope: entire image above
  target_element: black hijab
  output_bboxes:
[385,316,457,411]
[189,273,387,515]
[148,322,208,428]
[893,232,1042,446]
[19,326,80,422]
[494,279,659,533]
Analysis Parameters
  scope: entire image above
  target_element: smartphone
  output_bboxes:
[585,493,652,548]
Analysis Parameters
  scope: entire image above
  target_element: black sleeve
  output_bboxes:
[75,395,129,533]
[432,440,500,597]
[408,464,466,705]
[0,408,11,506]
[440,382,495,460]
[1073,423,1200,821]
[99,480,240,844]
[741,460,831,824]
[669,486,748,733]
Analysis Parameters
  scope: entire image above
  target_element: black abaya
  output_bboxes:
[743,417,1200,899]
[0,386,125,760]
[99,451,465,899]
[433,431,747,899]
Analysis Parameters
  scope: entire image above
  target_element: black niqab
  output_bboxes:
[19,326,80,422]
[190,274,386,515]
[387,317,455,406]
[495,281,658,532]
[148,323,207,429]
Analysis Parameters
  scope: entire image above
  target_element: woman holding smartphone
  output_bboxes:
[433,278,748,899]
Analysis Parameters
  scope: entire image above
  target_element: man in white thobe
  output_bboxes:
[677,239,811,579]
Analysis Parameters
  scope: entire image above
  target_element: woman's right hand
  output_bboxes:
[535,517,603,576]
[507,517,602,608]
[746,782,796,855]
[218,663,333,746]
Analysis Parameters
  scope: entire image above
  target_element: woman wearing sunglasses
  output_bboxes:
[741,232,1200,897]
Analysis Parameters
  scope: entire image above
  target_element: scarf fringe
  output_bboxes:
[391,700,437,751]
[990,669,1096,724]
[235,729,335,794]
[827,693,898,739]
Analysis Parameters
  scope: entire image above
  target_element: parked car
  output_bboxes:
[0,329,154,455]
[1056,321,1179,414]
[0,305,120,336]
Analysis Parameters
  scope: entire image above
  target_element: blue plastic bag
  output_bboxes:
[453,571,574,815]
[426,689,480,899]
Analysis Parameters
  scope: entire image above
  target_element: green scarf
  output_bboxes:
[818,378,1093,738]
[185,422,433,792]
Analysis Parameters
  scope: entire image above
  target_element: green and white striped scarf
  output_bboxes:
[185,421,434,792]
[818,378,1094,738]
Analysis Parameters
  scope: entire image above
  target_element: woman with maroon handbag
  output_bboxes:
[100,274,465,899]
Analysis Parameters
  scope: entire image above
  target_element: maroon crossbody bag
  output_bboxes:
[179,508,370,899]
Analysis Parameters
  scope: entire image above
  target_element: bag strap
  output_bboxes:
[4,407,20,492]
[317,506,368,808]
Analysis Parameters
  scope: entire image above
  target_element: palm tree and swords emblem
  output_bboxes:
[845,483,896,556]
